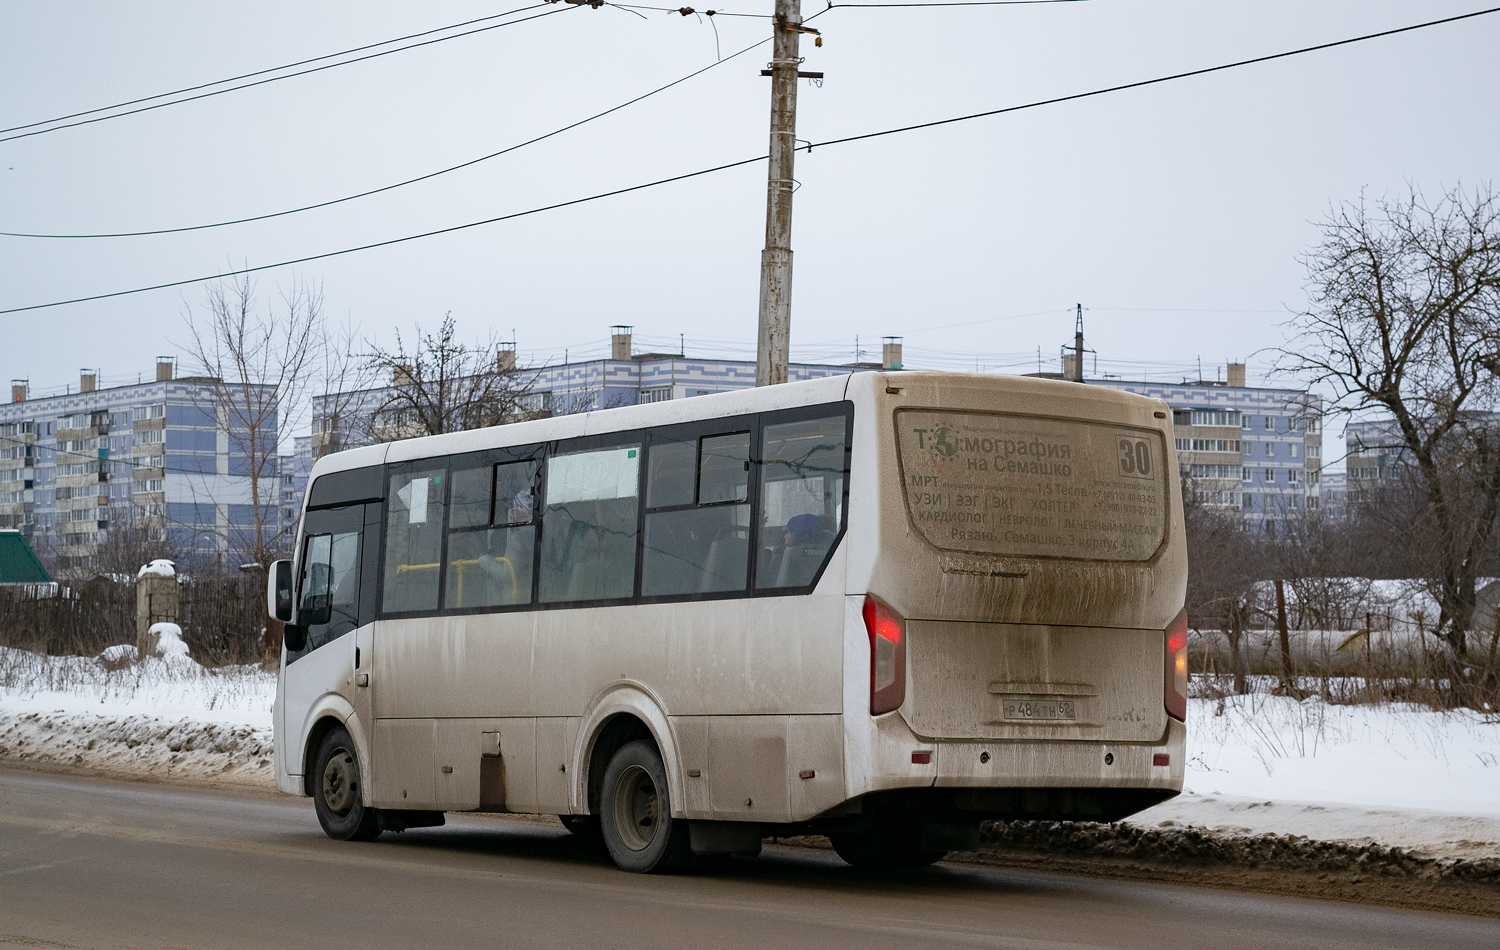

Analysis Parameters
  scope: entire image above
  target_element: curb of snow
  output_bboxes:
[0,708,275,787]
[969,819,1500,885]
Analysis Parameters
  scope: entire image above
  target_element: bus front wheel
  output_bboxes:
[598,740,693,873]
[313,726,382,842]
[829,823,946,870]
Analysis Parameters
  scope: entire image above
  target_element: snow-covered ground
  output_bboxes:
[0,645,274,726]
[1,645,1497,858]
[1131,692,1500,859]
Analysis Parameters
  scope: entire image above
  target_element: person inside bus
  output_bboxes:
[476,488,535,604]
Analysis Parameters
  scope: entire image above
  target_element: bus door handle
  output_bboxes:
[356,673,369,687]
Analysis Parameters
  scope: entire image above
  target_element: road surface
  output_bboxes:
[1,767,1494,950]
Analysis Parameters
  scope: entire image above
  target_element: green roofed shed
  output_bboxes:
[0,530,52,584]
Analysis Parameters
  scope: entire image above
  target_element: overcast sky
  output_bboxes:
[2,0,1497,461]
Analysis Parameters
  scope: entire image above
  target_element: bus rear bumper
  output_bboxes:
[931,716,1186,793]
[847,715,1185,824]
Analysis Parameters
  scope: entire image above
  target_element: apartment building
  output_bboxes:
[1083,363,1323,525]
[308,325,886,458]
[0,360,282,571]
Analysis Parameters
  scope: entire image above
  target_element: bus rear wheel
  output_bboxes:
[313,726,382,842]
[598,740,692,873]
[829,823,946,870]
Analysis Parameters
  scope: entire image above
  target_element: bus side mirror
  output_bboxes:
[268,560,294,622]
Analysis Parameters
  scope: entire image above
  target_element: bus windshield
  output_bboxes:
[896,409,1166,562]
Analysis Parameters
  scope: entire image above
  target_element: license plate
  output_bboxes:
[1001,699,1076,721]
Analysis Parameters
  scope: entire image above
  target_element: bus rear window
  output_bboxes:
[895,409,1166,562]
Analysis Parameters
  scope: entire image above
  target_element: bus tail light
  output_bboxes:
[863,595,906,715]
[1165,609,1188,722]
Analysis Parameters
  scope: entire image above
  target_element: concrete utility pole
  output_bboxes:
[755,0,803,387]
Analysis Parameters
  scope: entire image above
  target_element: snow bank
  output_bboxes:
[1183,693,1500,816]
[0,708,273,787]
[0,644,277,786]
[0,645,274,725]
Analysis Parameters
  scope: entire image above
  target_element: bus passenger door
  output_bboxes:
[283,503,375,781]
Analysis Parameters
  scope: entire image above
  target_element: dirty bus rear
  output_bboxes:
[270,371,1187,872]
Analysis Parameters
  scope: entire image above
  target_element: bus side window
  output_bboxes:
[756,414,849,590]
[445,458,538,609]
[539,444,640,603]
[382,466,448,614]
[641,431,751,597]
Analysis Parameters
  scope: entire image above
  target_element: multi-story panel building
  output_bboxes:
[0,360,281,572]
[309,325,882,455]
[1343,412,1500,506]
[1080,363,1324,525]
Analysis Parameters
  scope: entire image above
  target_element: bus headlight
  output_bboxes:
[1164,609,1189,722]
[863,594,907,715]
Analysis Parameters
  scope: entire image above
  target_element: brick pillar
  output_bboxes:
[136,573,179,660]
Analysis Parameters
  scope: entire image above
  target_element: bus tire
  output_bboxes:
[313,726,382,842]
[598,739,693,873]
[829,824,946,870]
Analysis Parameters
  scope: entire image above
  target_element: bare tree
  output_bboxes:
[1282,183,1500,664]
[182,274,322,570]
[311,314,378,460]
[364,313,539,438]
[1182,481,1264,693]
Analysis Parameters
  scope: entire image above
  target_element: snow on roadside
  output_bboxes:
[0,645,274,726]
[1183,693,1500,816]
[0,645,276,787]
[0,708,274,787]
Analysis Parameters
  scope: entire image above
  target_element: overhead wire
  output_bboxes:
[3,5,1494,315]
[829,1,1094,6]
[606,4,772,16]
[800,5,1500,153]
[0,4,556,137]
[1,25,782,239]
[0,4,573,146]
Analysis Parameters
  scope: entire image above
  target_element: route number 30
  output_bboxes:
[1118,439,1152,478]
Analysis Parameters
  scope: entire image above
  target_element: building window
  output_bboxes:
[1189,409,1241,427]
[1266,442,1275,457]
[1242,467,1251,483]
[1289,443,1300,458]
[1242,416,1253,430]
[1264,468,1273,483]
[1265,416,1273,430]
[638,387,672,404]
[1307,444,1320,458]
[132,404,166,422]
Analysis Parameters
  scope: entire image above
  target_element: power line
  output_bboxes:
[800,5,1500,152]
[1,28,780,239]
[0,156,769,314]
[829,1,1094,6]
[0,5,554,137]
[3,5,1493,315]
[0,5,573,146]
[607,3,772,15]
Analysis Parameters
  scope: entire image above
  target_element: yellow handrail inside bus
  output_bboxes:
[394,557,519,604]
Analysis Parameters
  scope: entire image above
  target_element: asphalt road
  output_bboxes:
[1,768,1495,950]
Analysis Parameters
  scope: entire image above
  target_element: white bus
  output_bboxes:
[270,371,1187,872]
